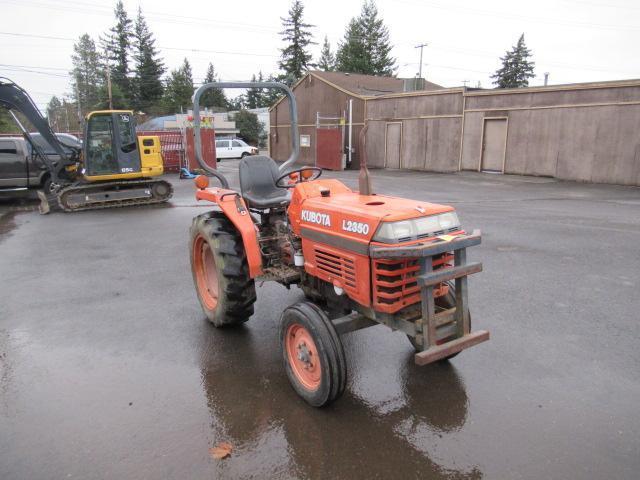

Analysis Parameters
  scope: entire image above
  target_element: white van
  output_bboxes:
[215,138,258,160]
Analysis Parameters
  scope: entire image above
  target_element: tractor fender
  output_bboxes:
[195,187,262,278]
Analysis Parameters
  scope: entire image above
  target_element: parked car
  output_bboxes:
[215,138,258,160]
[0,133,80,192]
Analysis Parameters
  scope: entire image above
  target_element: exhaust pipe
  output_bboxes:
[358,123,373,196]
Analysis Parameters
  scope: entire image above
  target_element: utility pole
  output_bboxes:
[415,43,428,80]
[75,84,82,124]
[64,104,70,132]
[106,68,113,110]
[462,80,469,87]
[544,72,550,86]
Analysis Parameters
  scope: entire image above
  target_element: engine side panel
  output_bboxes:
[301,237,371,308]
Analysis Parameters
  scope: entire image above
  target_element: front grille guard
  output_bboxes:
[368,229,490,365]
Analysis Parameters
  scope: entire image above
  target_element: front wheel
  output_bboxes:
[240,152,249,158]
[279,302,346,407]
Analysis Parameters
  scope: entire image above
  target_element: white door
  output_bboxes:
[216,140,231,159]
[230,140,244,158]
[481,119,508,172]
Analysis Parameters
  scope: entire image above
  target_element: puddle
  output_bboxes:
[0,211,18,239]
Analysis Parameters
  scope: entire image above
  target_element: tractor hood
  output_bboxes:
[289,179,458,246]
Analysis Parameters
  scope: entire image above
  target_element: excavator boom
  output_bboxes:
[0,77,77,187]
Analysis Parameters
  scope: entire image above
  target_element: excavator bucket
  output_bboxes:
[36,190,63,215]
[37,190,51,215]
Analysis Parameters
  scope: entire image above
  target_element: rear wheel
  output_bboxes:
[280,302,346,407]
[407,285,470,361]
[190,212,256,326]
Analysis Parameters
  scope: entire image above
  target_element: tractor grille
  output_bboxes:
[313,248,357,290]
[373,252,453,314]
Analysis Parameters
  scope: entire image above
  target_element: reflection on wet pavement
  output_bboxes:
[197,290,481,480]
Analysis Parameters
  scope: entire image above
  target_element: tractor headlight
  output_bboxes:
[372,212,461,244]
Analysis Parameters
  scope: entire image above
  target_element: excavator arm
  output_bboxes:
[0,77,78,187]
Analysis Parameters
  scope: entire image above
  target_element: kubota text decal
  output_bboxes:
[301,210,331,227]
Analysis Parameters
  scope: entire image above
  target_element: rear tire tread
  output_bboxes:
[190,211,256,326]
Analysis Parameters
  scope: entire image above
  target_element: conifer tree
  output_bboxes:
[318,36,336,71]
[278,0,315,84]
[336,1,396,76]
[46,96,62,131]
[246,72,274,109]
[491,34,535,88]
[70,34,102,115]
[0,109,15,133]
[102,1,133,101]
[162,58,194,113]
[132,7,165,112]
[261,73,285,107]
[200,62,228,110]
[232,110,263,145]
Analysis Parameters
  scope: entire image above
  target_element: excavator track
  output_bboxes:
[56,179,173,212]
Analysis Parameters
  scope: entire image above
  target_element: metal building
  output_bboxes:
[460,80,640,185]
[269,71,441,169]
[366,79,640,186]
[271,73,640,186]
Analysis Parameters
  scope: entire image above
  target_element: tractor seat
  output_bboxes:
[238,155,290,209]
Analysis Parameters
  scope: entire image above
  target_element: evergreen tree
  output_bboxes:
[0,109,15,134]
[132,7,165,112]
[70,34,102,115]
[491,34,535,88]
[335,18,366,73]
[261,73,285,107]
[200,62,228,110]
[232,110,263,146]
[336,1,396,76]
[95,82,127,110]
[278,0,315,84]
[162,58,194,113]
[46,96,63,131]
[102,1,133,101]
[246,72,273,109]
[318,36,336,71]
[227,95,246,111]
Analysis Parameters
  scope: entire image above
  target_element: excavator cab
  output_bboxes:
[84,111,142,179]
[81,110,164,183]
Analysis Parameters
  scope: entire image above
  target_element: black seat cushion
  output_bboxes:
[238,155,290,209]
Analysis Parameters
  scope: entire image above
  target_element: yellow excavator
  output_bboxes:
[0,78,172,213]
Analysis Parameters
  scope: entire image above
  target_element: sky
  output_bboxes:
[1,0,640,112]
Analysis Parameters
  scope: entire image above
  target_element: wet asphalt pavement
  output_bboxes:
[1,164,639,479]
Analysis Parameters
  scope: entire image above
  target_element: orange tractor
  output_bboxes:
[189,82,489,407]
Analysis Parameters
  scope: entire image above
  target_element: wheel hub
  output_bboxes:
[285,323,321,391]
[297,342,313,368]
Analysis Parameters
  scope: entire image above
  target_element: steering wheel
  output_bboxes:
[275,167,322,188]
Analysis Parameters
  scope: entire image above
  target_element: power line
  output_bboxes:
[2,0,281,34]
[0,32,279,58]
[393,0,640,32]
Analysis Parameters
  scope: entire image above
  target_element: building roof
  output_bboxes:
[269,71,443,111]
[310,70,442,96]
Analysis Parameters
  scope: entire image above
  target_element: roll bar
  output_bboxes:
[192,81,300,189]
